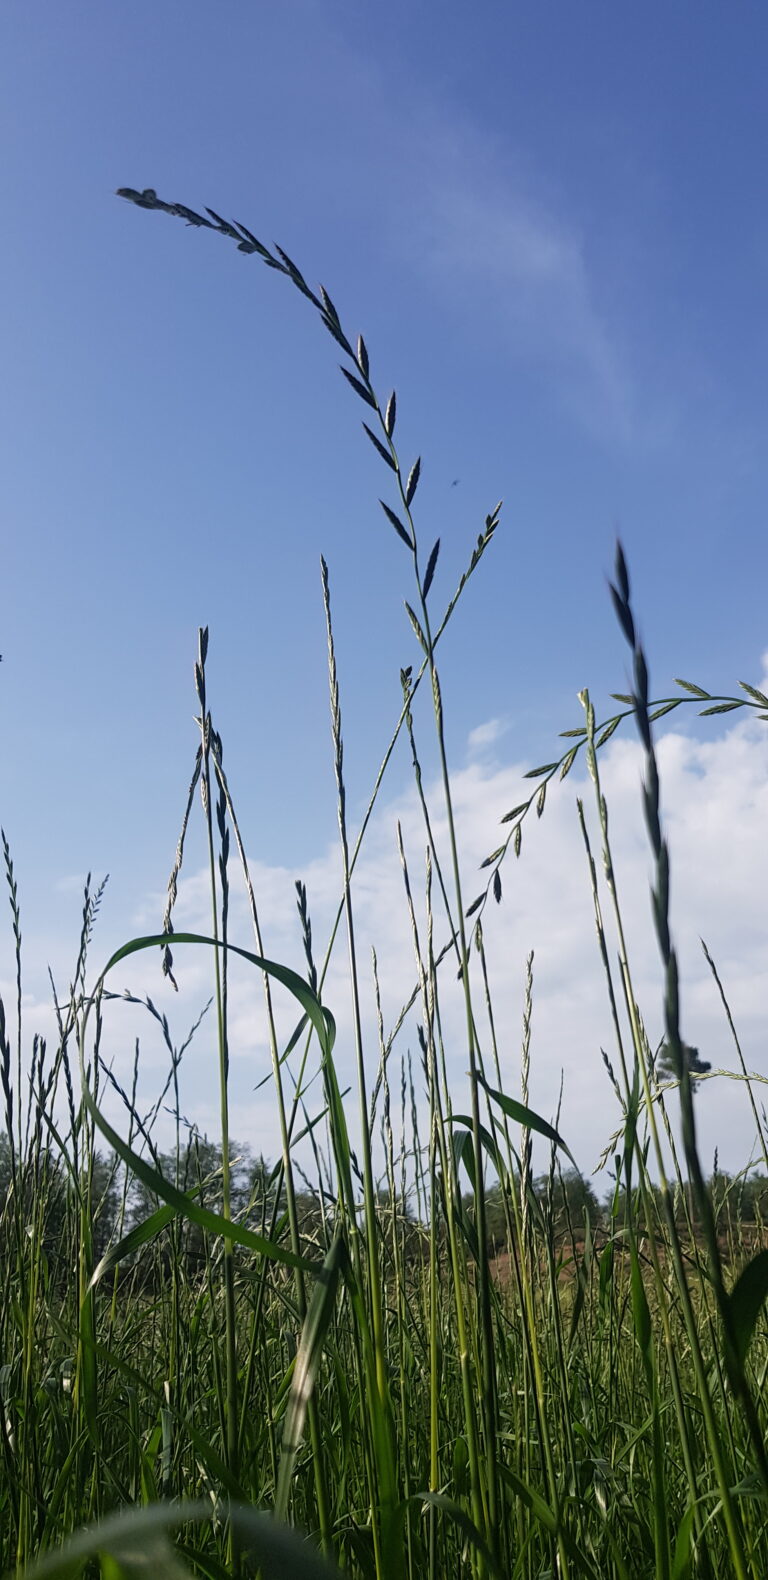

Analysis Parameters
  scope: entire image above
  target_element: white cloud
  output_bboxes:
[467,717,509,755]
[384,109,635,440]
[54,872,92,895]
[297,27,637,444]
[11,707,767,1192]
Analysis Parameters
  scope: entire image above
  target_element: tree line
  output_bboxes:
[2,1132,766,1284]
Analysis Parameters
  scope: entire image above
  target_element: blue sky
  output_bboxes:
[1,3,767,1176]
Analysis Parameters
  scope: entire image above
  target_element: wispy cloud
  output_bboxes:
[245,17,638,444]
[467,717,509,755]
[384,109,636,440]
[54,873,92,895]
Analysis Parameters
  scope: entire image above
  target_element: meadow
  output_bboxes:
[2,189,768,1579]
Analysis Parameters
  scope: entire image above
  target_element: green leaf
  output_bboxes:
[362,422,397,470]
[405,457,421,505]
[560,747,579,780]
[728,1248,768,1371]
[611,693,635,704]
[398,1493,505,1580]
[233,221,272,259]
[730,1469,768,1499]
[356,334,369,379]
[274,245,312,298]
[478,1077,576,1165]
[20,1502,344,1580]
[452,1435,470,1497]
[568,1226,591,1349]
[493,868,502,903]
[172,204,212,230]
[384,390,396,436]
[80,1105,319,1275]
[340,366,376,408]
[671,1504,695,1580]
[79,1290,98,1444]
[523,762,558,779]
[740,680,768,706]
[450,1116,504,1174]
[480,845,506,868]
[405,602,428,653]
[598,1241,614,1314]
[452,1124,477,1190]
[321,316,354,354]
[319,285,341,325]
[205,208,241,238]
[275,1233,344,1519]
[536,782,546,818]
[631,1249,652,1369]
[78,933,333,1274]
[497,1467,601,1578]
[500,803,527,824]
[117,186,160,209]
[649,700,682,721]
[675,678,711,698]
[423,537,440,599]
[596,717,621,748]
[698,701,744,715]
[89,1203,178,1289]
[379,499,413,548]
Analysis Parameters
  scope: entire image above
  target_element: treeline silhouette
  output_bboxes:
[3,1133,767,1284]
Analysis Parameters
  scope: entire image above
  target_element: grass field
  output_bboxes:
[2,193,768,1579]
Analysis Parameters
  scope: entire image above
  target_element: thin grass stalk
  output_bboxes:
[650,1061,740,1474]
[2,833,22,1189]
[373,950,416,1580]
[409,565,501,1567]
[398,831,488,1561]
[474,930,554,1572]
[67,883,107,1526]
[193,632,239,1519]
[702,940,768,1174]
[423,854,460,1578]
[610,544,762,1575]
[321,557,400,1580]
[579,697,722,1576]
[543,1164,579,1489]
[398,676,511,1568]
[210,740,332,1552]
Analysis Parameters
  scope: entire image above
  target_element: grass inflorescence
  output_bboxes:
[1,189,767,1578]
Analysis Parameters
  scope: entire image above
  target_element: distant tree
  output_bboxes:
[293,1188,329,1253]
[372,1185,423,1265]
[737,1172,768,1225]
[483,1184,510,1254]
[460,1181,511,1258]
[0,1131,12,1202]
[87,1150,123,1262]
[608,1179,667,1234]
[655,1041,711,1094]
[127,1136,279,1276]
[534,1169,602,1239]
[0,1131,122,1284]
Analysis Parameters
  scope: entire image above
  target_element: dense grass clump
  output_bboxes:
[2,192,768,1579]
